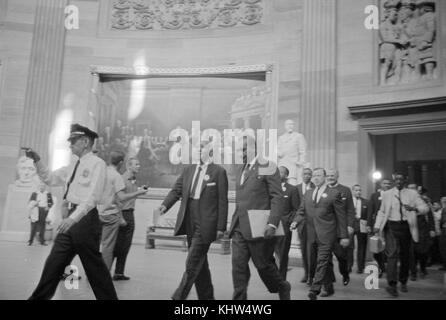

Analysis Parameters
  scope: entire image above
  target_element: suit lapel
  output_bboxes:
[199,164,213,197]
[184,165,196,198]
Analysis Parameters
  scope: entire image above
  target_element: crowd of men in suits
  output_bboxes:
[21,123,446,300]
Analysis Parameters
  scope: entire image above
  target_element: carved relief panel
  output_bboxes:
[379,0,439,85]
[109,0,264,31]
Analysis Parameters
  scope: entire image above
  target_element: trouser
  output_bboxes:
[113,209,135,275]
[429,236,440,265]
[374,252,386,272]
[29,208,118,300]
[297,223,309,280]
[329,242,350,279]
[232,227,285,300]
[29,208,48,244]
[385,221,411,287]
[274,228,292,280]
[439,231,446,268]
[309,237,335,294]
[172,199,214,300]
[355,232,369,271]
[410,241,428,276]
[100,213,121,270]
[346,232,355,272]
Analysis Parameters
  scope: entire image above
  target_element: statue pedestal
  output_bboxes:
[0,184,34,241]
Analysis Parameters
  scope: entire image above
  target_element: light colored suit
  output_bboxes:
[374,187,429,243]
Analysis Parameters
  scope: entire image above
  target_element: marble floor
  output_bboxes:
[0,240,445,300]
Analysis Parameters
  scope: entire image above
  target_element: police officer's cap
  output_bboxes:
[67,123,99,142]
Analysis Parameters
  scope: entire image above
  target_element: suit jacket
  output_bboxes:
[374,187,429,243]
[296,182,315,199]
[228,160,284,240]
[441,208,446,233]
[367,191,382,228]
[294,186,348,245]
[162,163,228,244]
[352,197,369,233]
[328,184,355,229]
[281,182,300,227]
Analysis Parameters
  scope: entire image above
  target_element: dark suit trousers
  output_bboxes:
[113,209,135,275]
[331,242,350,278]
[297,223,309,279]
[274,228,292,280]
[440,231,446,268]
[385,221,411,286]
[29,208,118,300]
[309,237,335,294]
[355,231,368,271]
[172,200,214,300]
[29,208,48,244]
[232,225,284,300]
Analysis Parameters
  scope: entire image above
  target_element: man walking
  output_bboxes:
[374,172,429,297]
[351,184,369,274]
[229,135,290,300]
[274,166,300,280]
[26,123,118,300]
[291,168,349,300]
[27,181,54,246]
[296,168,315,284]
[157,141,228,300]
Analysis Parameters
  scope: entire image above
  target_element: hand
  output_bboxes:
[373,228,380,235]
[24,148,41,163]
[57,218,76,234]
[138,189,148,195]
[340,238,350,248]
[217,231,225,240]
[403,204,417,212]
[347,226,354,235]
[429,231,436,238]
[264,226,276,239]
[290,221,298,231]
[366,226,372,234]
[156,205,167,215]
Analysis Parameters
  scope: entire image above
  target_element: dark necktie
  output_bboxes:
[313,187,320,204]
[190,166,202,199]
[241,164,250,185]
[63,160,80,200]
[398,190,404,221]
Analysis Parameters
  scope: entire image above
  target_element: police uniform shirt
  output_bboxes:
[36,152,107,223]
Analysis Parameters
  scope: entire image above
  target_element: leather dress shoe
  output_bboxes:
[343,275,350,286]
[113,274,131,281]
[320,288,334,298]
[386,285,398,297]
[278,281,291,300]
[300,275,308,283]
[308,291,318,300]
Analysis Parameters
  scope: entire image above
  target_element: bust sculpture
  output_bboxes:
[15,156,38,189]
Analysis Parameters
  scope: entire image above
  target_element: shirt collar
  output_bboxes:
[79,151,93,162]
[328,182,339,188]
[248,156,258,168]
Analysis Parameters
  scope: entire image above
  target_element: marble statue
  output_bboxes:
[277,120,308,186]
[14,156,39,189]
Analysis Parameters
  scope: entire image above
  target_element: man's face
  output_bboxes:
[380,179,391,191]
[302,169,312,184]
[128,159,141,174]
[389,8,398,22]
[326,170,338,186]
[284,120,294,133]
[69,136,88,157]
[18,159,36,182]
[352,186,362,198]
[394,175,406,189]
[312,169,325,187]
[279,167,288,182]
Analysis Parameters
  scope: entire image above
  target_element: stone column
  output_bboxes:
[300,0,337,169]
[20,0,67,162]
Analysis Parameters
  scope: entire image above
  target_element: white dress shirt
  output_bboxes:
[312,184,327,203]
[354,197,362,219]
[302,182,310,195]
[35,152,107,223]
[36,191,49,209]
[190,163,209,200]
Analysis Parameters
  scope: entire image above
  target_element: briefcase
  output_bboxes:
[247,210,285,239]
[369,235,385,254]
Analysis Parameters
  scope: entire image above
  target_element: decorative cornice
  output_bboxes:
[348,96,446,118]
[90,64,273,76]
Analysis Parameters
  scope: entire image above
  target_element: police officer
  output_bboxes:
[27,123,118,300]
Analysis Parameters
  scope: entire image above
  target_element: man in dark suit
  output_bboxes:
[326,169,355,288]
[157,142,228,300]
[351,184,369,274]
[274,166,300,280]
[229,135,290,300]
[367,178,392,277]
[291,168,349,300]
[296,168,315,284]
